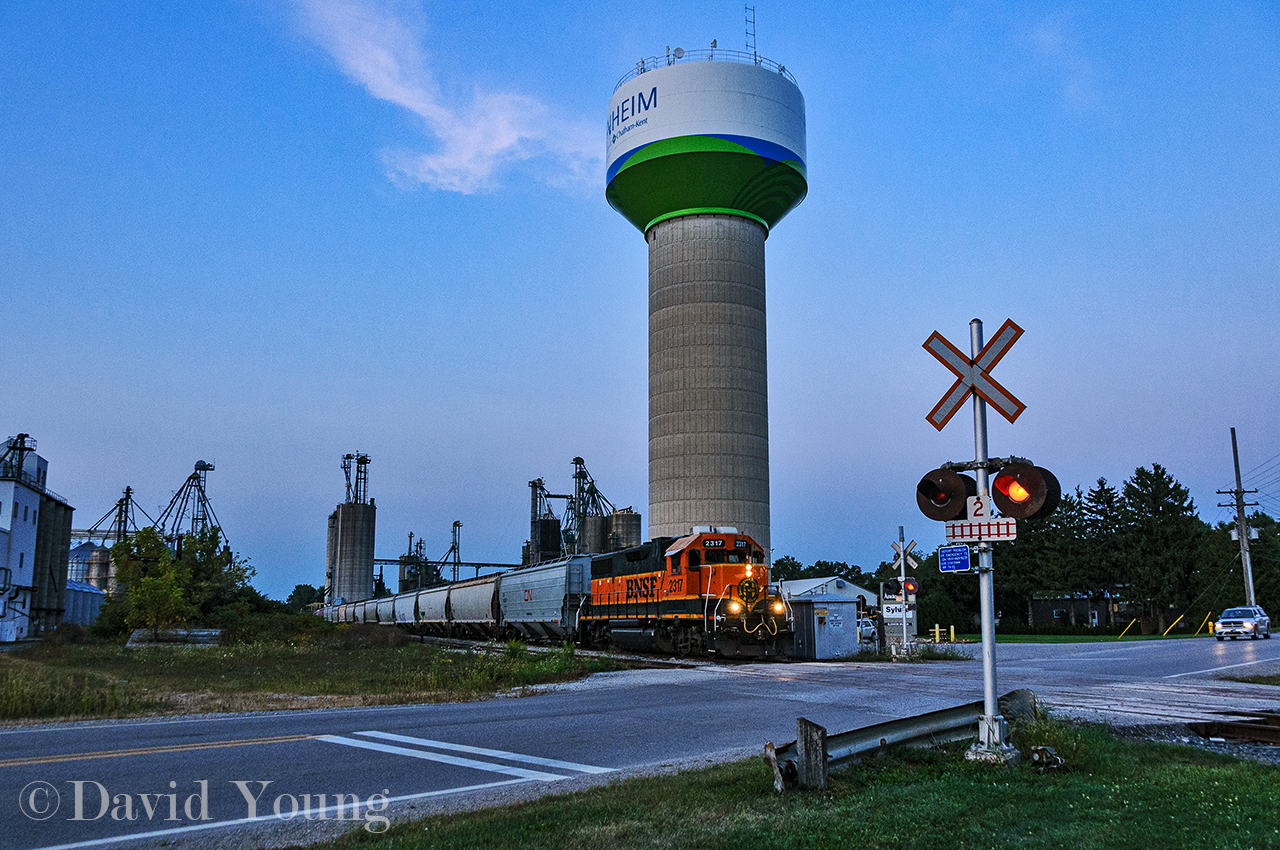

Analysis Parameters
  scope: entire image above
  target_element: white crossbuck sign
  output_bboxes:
[923,319,1027,430]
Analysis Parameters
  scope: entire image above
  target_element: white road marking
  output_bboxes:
[315,735,565,780]
[1163,656,1280,679]
[28,778,531,850]
[354,731,613,774]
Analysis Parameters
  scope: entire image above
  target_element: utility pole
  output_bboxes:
[1217,427,1258,606]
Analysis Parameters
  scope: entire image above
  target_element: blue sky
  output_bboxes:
[3,2,1277,600]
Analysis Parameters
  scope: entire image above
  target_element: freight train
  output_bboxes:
[318,528,792,658]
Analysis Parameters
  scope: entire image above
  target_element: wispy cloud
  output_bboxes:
[1029,9,1098,110]
[291,0,598,193]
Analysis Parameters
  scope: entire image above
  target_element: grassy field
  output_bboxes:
[310,718,1280,850]
[0,627,628,722]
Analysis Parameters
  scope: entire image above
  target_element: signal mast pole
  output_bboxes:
[1218,428,1257,607]
[968,319,1005,756]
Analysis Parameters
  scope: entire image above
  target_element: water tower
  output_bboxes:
[605,50,807,556]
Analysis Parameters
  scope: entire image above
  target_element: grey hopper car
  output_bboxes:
[318,555,591,642]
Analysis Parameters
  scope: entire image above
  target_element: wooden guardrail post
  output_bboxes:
[796,717,829,789]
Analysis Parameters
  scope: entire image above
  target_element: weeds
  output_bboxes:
[0,656,162,720]
[2,637,626,722]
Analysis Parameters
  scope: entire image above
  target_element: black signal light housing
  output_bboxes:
[916,469,977,521]
[991,463,1061,520]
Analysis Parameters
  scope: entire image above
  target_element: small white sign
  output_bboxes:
[967,496,991,520]
[945,517,1017,543]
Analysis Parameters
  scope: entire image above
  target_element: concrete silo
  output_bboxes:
[325,453,376,604]
[605,51,807,557]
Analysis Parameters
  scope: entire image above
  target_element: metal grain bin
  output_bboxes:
[608,510,642,550]
[537,518,562,558]
[579,516,608,554]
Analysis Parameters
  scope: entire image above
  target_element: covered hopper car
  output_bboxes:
[317,530,791,658]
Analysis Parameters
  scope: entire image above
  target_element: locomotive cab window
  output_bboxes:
[750,548,765,564]
[705,550,727,565]
[669,553,681,575]
[687,549,701,570]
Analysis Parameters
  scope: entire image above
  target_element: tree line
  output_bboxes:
[93,526,318,642]
[774,463,1278,635]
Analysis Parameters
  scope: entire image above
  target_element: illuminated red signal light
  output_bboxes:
[991,463,1061,520]
[995,476,1032,503]
[903,577,919,595]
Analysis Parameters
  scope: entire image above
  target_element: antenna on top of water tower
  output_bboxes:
[746,5,758,61]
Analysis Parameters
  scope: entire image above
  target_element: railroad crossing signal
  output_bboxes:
[991,463,1061,520]
[902,577,919,602]
[923,319,1026,430]
[916,468,976,521]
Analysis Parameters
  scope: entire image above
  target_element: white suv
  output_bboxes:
[1214,606,1271,640]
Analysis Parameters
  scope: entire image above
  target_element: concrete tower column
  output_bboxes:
[648,214,770,554]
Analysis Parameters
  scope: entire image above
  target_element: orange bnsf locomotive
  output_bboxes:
[581,528,792,658]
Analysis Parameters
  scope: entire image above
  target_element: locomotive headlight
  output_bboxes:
[745,565,753,576]
[729,601,743,614]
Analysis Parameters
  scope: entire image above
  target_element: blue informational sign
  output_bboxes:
[939,544,972,573]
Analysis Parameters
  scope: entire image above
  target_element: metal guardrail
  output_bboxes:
[614,48,797,91]
[766,689,1037,790]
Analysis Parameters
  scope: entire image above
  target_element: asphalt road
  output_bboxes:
[6,637,1280,850]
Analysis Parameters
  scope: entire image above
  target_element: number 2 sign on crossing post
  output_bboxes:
[923,318,1025,763]
[945,496,1017,543]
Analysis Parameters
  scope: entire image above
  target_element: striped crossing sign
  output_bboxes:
[923,319,1026,430]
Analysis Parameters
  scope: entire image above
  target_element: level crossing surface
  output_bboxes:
[5,638,1280,849]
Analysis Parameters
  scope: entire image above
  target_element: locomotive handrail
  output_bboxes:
[709,582,736,633]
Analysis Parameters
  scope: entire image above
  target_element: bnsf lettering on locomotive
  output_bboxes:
[704,539,725,548]
[625,575,658,599]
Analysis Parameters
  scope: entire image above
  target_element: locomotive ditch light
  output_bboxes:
[916,468,977,521]
[991,463,1061,520]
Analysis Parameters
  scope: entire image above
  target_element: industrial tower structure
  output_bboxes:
[605,49,807,557]
[325,452,376,605]
[0,434,74,642]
